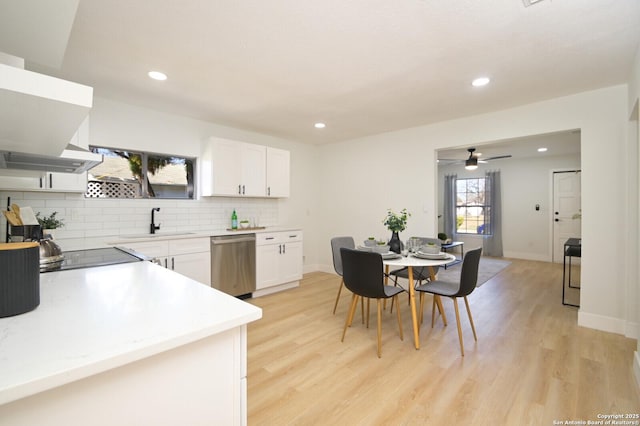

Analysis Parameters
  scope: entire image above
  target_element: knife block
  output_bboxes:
[0,242,40,317]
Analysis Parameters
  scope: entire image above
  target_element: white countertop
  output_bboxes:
[54,226,302,251]
[0,262,262,405]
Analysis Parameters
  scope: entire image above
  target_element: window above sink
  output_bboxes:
[86,146,195,200]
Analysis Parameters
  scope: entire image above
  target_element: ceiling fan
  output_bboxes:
[439,148,512,170]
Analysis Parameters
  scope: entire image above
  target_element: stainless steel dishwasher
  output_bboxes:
[211,234,256,298]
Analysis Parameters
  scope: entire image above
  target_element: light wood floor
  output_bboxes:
[246,258,639,425]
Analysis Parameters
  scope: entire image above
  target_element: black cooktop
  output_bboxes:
[43,247,146,272]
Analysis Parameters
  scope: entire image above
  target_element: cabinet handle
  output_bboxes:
[242,185,245,195]
[279,244,282,254]
[238,185,242,195]
[289,235,297,238]
[265,237,275,240]
[171,257,175,270]
[283,244,286,254]
[39,177,43,188]
[49,174,53,188]
[164,258,168,268]
[268,186,271,196]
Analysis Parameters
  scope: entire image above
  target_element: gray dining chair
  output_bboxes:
[331,236,365,319]
[340,248,405,358]
[415,247,482,356]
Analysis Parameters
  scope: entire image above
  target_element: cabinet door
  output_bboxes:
[0,170,43,190]
[256,244,280,289]
[172,251,211,286]
[240,143,266,196]
[280,241,303,283]
[209,139,243,196]
[48,172,87,192]
[266,147,290,197]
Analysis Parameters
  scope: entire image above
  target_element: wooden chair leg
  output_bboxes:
[464,296,477,341]
[366,298,371,328]
[395,295,403,340]
[332,279,344,314]
[431,296,436,328]
[377,299,383,358]
[435,295,448,326]
[452,297,465,356]
[341,294,359,342]
[360,296,365,324]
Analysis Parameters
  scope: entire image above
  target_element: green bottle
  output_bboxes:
[231,209,238,229]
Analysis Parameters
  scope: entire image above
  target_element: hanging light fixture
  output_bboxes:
[465,148,478,170]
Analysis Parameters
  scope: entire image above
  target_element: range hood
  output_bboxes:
[0,63,93,158]
[0,145,103,174]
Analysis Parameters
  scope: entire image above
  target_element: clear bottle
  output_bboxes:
[231,209,238,230]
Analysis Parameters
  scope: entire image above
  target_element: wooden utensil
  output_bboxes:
[10,204,23,225]
[2,210,21,226]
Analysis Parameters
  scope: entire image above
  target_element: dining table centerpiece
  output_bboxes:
[383,208,410,254]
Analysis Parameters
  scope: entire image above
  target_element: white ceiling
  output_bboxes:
[7,0,640,145]
[437,130,581,165]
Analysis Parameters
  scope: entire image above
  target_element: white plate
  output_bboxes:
[381,252,402,259]
[414,251,448,259]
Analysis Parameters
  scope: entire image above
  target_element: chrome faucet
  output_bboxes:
[150,207,160,234]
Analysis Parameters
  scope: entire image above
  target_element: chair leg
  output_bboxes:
[361,296,365,324]
[366,298,371,328]
[463,296,477,341]
[435,295,448,326]
[452,297,465,356]
[431,296,436,328]
[332,279,344,315]
[419,292,424,325]
[395,295,403,340]
[341,294,359,342]
[377,299,383,358]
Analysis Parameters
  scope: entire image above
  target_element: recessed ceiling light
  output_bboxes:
[314,122,326,129]
[472,77,490,87]
[148,71,167,81]
[538,147,548,152]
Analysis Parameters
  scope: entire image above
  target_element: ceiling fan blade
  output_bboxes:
[484,155,512,161]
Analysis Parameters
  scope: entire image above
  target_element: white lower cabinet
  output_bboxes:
[122,238,211,286]
[255,231,303,297]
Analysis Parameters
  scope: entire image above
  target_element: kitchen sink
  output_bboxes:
[118,232,196,239]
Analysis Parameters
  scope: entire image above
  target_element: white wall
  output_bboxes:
[318,85,632,337]
[627,43,640,387]
[437,153,581,261]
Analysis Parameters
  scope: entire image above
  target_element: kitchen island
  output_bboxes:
[0,261,262,425]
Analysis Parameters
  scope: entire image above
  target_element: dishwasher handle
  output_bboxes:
[211,236,256,245]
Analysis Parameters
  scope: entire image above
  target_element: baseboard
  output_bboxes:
[252,281,298,298]
[634,351,640,390]
[626,320,639,340]
[502,251,549,262]
[310,264,334,274]
[578,311,627,335]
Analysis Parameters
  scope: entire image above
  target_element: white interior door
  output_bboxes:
[553,170,581,263]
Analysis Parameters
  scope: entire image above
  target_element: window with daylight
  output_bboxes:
[85,147,195,199]
[455,177,491,235]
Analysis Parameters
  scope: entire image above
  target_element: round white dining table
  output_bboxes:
[383,253,456,349]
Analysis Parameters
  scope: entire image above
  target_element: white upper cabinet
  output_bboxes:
[201,138,289,198]
[266,147,290,198]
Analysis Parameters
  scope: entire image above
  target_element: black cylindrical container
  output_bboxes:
[0,242,40,317]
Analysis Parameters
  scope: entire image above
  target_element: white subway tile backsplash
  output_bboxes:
[1,191,279,242]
